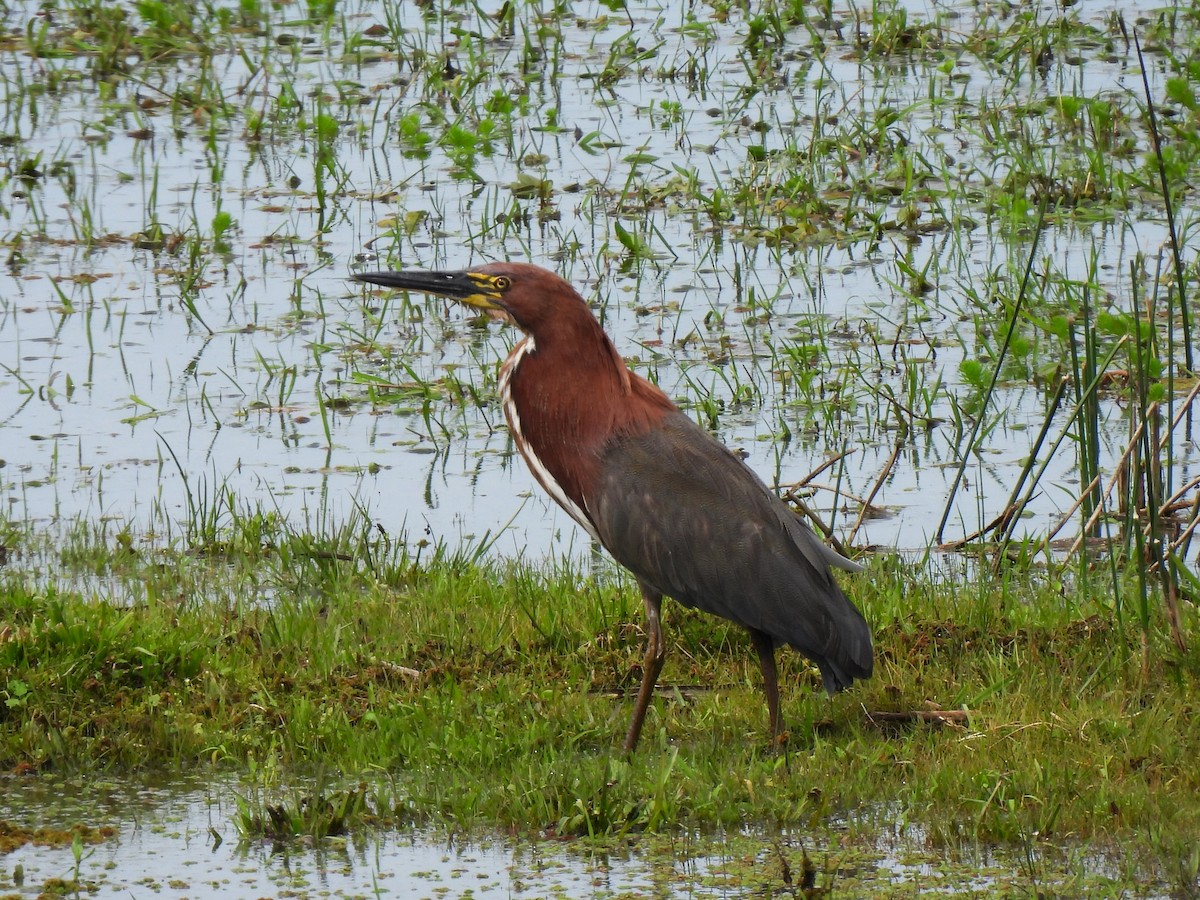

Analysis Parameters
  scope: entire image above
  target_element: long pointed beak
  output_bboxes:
[353,269,506,313]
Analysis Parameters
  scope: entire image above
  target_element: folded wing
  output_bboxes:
[588,412,873,693]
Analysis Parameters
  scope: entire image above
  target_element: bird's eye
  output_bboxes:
[493,276,511,291]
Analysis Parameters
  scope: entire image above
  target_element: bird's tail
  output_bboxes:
[816,599,873,695]
[819,657,869,694]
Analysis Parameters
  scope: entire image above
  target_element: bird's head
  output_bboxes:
[353,261,588,336]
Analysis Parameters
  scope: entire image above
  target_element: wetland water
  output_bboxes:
[2,0,1194,564]
[3,776,680,898]
[0,774,1166,898]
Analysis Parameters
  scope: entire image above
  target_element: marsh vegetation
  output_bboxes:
[2,0,1200,895]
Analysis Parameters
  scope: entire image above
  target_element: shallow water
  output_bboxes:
[1,0,1192,566]
[1,776,665,898]
[0,773,1171,898]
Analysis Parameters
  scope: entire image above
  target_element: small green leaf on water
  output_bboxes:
[508,174,552,199]
[316,113,338,141]
[959,358,988,389]
[1167,77,1197,110]
[623,152,658,166]
[1096,311,1130,336]
[614,220,651,257]
[1056,95,1084,120]
[213,211,233,238]
[575,130,601,153]
[444,124,477,151]
[403,210,428,233]
[1036,361,1063,383]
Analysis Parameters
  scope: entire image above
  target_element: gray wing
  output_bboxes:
[588,412,872,692]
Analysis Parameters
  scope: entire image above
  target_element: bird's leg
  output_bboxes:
[748,628,782,743]
[623,584,665,753]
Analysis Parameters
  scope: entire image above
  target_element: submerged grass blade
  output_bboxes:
[935,201,1048,545]
[1134,30,1193,373]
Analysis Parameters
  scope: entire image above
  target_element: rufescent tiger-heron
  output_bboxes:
[354,262,872,752]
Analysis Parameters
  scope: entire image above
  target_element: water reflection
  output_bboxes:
[0,773,1173,898]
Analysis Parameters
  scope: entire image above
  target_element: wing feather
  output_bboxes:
[588,413,872,692]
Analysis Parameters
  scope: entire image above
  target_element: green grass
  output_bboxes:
[1,514,1198,893]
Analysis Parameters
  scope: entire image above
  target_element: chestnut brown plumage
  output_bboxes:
[354,262,872,752]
